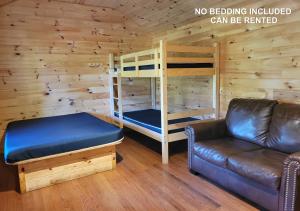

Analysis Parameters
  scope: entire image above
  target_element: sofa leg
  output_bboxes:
[189,169,198,175]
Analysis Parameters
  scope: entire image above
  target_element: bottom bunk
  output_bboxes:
[115,109,198,134]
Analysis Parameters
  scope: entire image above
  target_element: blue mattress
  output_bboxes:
[115,109,196,133]
[4,113,123,164]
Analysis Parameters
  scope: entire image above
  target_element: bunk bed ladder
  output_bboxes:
[109,53,123,128]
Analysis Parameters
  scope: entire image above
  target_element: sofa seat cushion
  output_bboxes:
[228,149,287,190]
[193,137,262,168]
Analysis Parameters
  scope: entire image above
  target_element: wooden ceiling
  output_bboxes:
[52,0,218,34]
[0,0,16,7]
[1,0,261,36]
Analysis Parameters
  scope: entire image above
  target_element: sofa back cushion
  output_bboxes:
[226,98,278,146]
[266,103,300,153]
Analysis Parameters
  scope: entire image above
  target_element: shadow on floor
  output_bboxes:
[0,154,18,192]
[124,128,187,156]
[116,152,123,163]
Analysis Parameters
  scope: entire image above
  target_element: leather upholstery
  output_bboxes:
[280,152,300,211]
[225,98,277,146]
[228,149,287,190]
[186,98,300,211]
[191,154,279,211]
[267,103,300,153]
[185,119,227,141]
[194,137,261,167]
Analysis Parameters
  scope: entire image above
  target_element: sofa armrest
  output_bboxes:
[185,119,227,144]
[185,119,227,170]
[279,152,300,211]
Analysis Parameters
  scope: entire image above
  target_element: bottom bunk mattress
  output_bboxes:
[4,113,123,164]
[115,109,197,134]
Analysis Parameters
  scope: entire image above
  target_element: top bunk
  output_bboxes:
[118,40,219,78]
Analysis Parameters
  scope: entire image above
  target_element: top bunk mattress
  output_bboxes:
[115,109,196,133]
[4,113,123,164]
[123,63,213,71]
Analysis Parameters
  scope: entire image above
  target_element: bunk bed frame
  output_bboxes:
[109,40,220,164]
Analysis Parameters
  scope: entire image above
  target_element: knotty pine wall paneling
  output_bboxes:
[0,0,151,140]
[154,77,213,113]
[2,0,299,140]
[122,78,152,112]
[156,0,300,117]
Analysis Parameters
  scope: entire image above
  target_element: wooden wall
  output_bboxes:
[1,0,300,139]
[154,77,212,114]
[0,0,151,138]
[156,0,300,117]
[122,78,152,112]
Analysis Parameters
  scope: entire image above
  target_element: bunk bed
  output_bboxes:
[109,40,220,164]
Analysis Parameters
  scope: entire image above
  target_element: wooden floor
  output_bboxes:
[0,136,258,211]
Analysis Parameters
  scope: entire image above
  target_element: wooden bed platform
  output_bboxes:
[4,112,124,193]
[17,140,122,193]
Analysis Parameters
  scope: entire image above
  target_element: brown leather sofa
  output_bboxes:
[185,98,300,211]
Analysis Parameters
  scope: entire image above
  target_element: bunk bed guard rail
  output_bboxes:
[120,43,217,78]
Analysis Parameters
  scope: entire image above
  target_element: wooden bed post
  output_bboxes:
[109,53,115,118]
[117,74,123,128]
[213,43,220,119]
[18,165,26,194]
[151,78,156,109]
[160,40,169,164]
